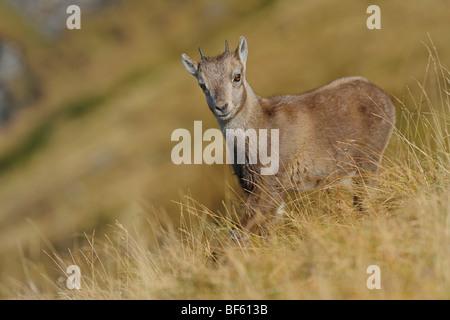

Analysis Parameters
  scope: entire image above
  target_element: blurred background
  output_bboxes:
[0,0,448,290]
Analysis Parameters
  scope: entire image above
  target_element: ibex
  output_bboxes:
[181,36,395,240]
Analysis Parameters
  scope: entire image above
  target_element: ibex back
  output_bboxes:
[182,36,395,240]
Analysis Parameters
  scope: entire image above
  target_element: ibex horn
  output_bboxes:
[225,40,229,54]
[198,47,205,60]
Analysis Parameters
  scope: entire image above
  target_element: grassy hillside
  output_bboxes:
[0,0,448,299]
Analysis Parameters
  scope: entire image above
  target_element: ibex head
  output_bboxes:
[181,36,249,121]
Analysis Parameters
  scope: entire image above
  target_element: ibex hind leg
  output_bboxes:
[352,159,382,211]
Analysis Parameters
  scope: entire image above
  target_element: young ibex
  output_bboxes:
[181,36,395,240]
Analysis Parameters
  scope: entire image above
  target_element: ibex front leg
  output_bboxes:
[231,189,284,242]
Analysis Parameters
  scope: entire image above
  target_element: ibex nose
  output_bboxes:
[215,103,228,113]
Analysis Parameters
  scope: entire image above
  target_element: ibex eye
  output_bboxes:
[233,74,241,82]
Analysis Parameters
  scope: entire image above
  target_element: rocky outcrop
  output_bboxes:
[0,83,14,125]
[0,39,41,127]
[0,40,26,127]
[4,0,116,37]
[0,0,116,126]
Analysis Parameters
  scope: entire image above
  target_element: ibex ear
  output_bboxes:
[236,35,248,66]
[181,53,198,76]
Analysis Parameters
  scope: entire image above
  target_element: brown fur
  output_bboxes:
[182,36,396,239]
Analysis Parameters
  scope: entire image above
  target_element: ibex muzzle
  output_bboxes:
[182,36,396,241]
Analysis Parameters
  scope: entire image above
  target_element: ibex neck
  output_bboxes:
[218,81,262,132]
